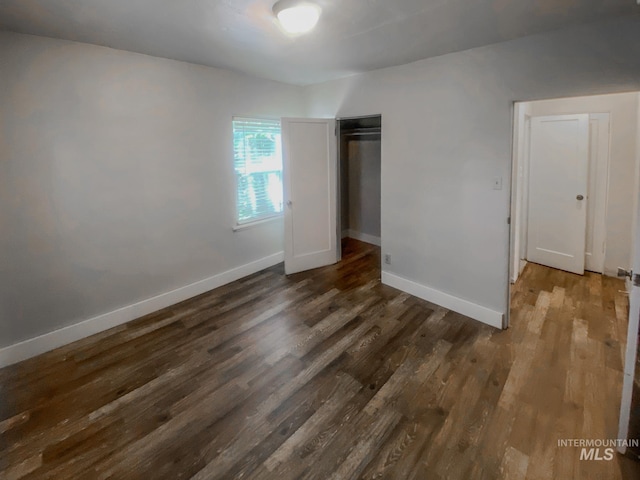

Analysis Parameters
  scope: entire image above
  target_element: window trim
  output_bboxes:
[232,115,284,229]
[232,213,283,232]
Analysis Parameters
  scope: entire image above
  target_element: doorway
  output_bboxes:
[337,115,382,261]
[510,93,638,282]
[281,115,381,276]
[508,91,640,461]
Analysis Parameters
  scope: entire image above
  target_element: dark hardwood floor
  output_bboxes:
[1,240,638,479]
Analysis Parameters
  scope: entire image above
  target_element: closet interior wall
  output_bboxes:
[339,116,382,247]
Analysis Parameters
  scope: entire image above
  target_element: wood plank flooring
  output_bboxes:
[1,240,639,479]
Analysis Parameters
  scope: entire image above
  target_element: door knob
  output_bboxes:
[576,195,584,201]
[287,200,293,207]
[618,267,632,279]
[618,268,640,286]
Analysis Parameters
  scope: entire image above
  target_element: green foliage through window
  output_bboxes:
[233,118,283,224]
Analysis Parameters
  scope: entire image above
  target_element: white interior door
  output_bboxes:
[618,196,640,454]
[526,114,589,274]
[282,118,338,275]
[618,124,640,451]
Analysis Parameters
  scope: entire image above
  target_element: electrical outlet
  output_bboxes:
[384,254,391,265]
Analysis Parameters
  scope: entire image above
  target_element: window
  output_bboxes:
[233,117,284,225]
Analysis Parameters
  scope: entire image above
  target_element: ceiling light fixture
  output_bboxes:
[272,0,321,35]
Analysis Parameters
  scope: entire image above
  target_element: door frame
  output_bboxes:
[509,113,611,283]
[336,114,383,263]
[509,102,531,286]
[525,113,590,275]
[585,113,611,274]
[507,96,629,329]
[513,112,611,277]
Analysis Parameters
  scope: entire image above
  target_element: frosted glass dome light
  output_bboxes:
[273,0,321,35]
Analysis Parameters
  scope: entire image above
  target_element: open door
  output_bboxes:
[282,118,338,275]
[526,114,589,274]
[618,166,640,459]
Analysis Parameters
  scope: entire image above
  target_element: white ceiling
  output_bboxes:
[0,0,638,85]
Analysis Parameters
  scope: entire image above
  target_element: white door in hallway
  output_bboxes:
[618,141,640,452]
[282,118,338,275]
[526,114,589,275]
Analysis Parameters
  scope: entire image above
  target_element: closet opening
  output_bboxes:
[337,115,382,266]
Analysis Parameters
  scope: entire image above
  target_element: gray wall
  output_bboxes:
[306,17,640,318]
[0,31,304,347]
[3,16,640,347]
[346,139,381,239]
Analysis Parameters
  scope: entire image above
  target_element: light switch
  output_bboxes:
[493,177,503,190]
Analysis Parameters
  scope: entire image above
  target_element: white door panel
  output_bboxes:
[282,118,337,275]
[619,284,640,453]
[618,110,640,450]
[526,114,589,274]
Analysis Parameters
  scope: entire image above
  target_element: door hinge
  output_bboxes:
[507,217,511,225]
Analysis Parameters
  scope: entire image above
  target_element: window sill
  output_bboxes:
[233,215,283,232]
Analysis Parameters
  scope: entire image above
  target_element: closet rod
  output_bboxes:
[343,131,381,137]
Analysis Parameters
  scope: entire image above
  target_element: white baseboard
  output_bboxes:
[345,230,381,247]
[519,259,527,274]
[381,272,504,329]
[0,252,284,367]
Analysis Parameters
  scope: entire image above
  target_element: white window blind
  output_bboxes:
[233,117,283,224]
